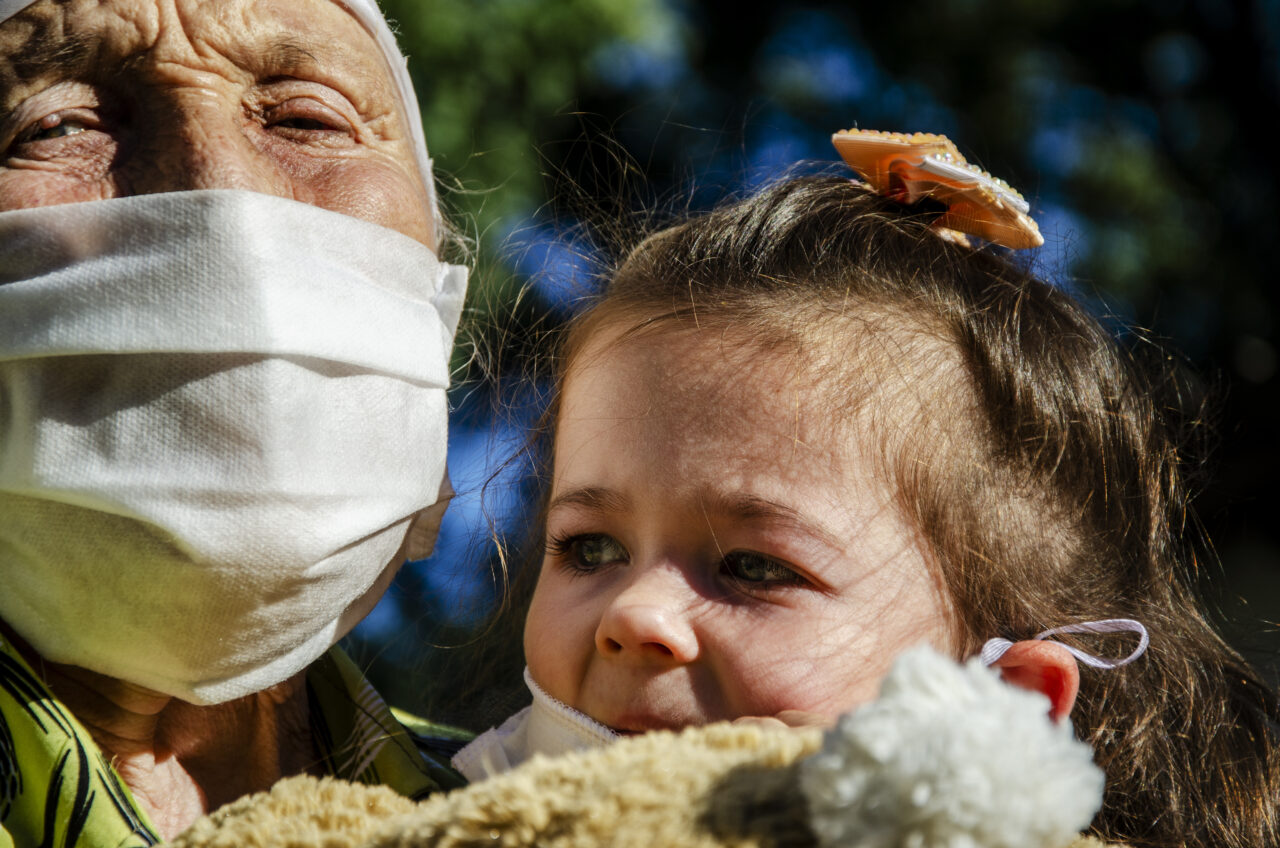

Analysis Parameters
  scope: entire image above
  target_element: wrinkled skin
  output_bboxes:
[0,0,433,836]
[0,0,433,246]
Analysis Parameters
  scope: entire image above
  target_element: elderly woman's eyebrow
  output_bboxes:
[265,39,322,75]
[5,28,96,83]
[259,37,385,93]
[3,26,351,85]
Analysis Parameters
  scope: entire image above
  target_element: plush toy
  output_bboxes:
[171,649,1119,848]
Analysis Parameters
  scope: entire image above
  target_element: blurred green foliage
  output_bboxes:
[381,0,681,237]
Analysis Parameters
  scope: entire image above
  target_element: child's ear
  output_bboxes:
[989,640,1079,723]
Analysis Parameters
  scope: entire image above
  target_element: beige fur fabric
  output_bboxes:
[170,723,1117,848]
[171,774,418,848]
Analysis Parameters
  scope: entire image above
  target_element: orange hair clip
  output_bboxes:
[831,128,1043,250]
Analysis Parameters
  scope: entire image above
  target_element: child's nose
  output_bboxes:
[595,571,699,664]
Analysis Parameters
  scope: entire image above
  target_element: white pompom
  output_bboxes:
[799,647,1104,848]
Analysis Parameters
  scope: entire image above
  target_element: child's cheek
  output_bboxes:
[522,567,599,707]
[710,618,894,720]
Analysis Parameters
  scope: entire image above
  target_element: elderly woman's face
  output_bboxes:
[0,0,434,246]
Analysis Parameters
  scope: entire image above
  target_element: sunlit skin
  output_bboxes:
[0,0,432,836]
[0,0,433,246]
[524,326,958,733]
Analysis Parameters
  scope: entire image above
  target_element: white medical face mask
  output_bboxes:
[0,190,467,705]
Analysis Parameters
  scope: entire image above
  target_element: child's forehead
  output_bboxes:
[555,329,876,522]
[558,319,955,493]
[569,323,816,418]
[566,312,959,426]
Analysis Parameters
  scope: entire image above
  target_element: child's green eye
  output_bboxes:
[722,552,803,586]
[549,533,628,572]
[574,534,627,567]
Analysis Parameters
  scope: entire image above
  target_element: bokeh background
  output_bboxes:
[344,0,1280,728]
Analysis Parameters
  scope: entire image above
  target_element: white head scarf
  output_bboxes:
[0,0,439,220]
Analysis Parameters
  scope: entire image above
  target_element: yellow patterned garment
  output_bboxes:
[0,636,468,848]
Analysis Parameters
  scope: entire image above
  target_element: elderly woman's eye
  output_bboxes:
[17,112,97,145]
[274,117,334,131]
[263,99,353,138]
[33,121,88,140]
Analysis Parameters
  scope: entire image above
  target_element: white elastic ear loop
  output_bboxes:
[981,618,1150,669]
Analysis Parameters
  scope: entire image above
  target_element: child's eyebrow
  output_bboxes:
[547,486,632,515]
[703,492,843,550]
[546,487,842,549]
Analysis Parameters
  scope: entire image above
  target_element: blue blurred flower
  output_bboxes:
[1030,201,1091,294]
[354,395,541,637]
[757,9,880,105]
[593,38,687,91]
[506,221,601,316]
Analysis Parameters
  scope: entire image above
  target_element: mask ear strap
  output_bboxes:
[982,618,1150,669]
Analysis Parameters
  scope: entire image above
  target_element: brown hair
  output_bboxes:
[548,176,1280,847]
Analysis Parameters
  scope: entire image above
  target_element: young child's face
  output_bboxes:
[524,326,955,732]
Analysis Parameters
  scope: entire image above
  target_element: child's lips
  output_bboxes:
[605,714,688,735]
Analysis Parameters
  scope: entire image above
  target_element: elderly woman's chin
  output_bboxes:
[0,0,467,843]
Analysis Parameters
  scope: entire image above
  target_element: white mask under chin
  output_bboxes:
[0,190,467,705]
